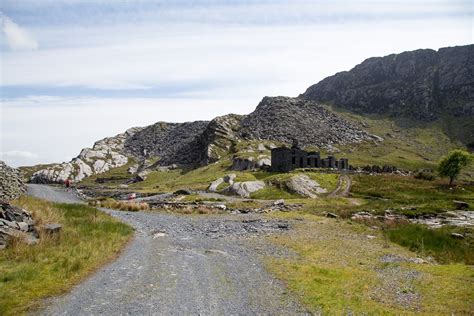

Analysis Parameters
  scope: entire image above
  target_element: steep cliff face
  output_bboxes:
[240,96,376,148]
[300,45,474,122]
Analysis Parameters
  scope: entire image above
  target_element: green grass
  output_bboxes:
[351,174,474,215]
[265,212,474,314]
[0,196,133,315]
[250,186,301,199]
[324,105,473,174]
[385,224,474,264]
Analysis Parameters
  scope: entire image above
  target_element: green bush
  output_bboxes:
[414,170,436,181]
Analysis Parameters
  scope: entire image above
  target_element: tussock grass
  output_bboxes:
[0,196,133,315]
[385,224,474,264]
[90,198,150,212]
[164,205,223,215]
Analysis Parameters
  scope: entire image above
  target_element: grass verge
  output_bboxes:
[0,196,133,315]
[265,212,474,314]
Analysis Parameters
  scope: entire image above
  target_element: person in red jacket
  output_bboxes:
[65,179,71,188]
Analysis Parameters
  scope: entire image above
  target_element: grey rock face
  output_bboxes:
[0,161,26,201]
[199,114,244,164]
[240,96,374,148]
[301,45,474,122]
[124,121,209,165]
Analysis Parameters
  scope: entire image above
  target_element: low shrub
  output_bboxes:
[90,198,149,212]
[414,170,436,181]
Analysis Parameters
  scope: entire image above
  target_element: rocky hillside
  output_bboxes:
[124,121,209,165]
[29,97,374,183]
[301,45,473,120]
[240,96,376,148]
[300,45,474,147]
[31,128,142,183]
[31,45,473,183]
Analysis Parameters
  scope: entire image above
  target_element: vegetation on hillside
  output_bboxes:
[0,197,133,315]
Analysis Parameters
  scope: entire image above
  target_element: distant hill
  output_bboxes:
[300,45,474,147]
[28,45,474,184]
[29,97,374,183]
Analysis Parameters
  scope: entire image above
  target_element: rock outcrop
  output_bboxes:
[300,44,474,144]
[283,174,327,198]
[199,114,243,164]
[0,161,26,201]
[31,128,141,183]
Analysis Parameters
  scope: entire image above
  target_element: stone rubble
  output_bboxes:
[0,160,27,201]
[0,202,38,249]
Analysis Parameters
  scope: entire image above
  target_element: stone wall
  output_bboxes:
[0,161,26,201]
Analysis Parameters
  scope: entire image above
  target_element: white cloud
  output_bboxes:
[0,150,39,167]
[0,13,38,51]
[1,19,472,94]
[1,150,38,159]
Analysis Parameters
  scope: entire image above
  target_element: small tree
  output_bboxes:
[438,150,472,185]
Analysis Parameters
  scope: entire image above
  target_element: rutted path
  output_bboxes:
[328,174,352,197]
[27,184,306,315]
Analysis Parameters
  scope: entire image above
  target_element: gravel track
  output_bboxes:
[27,185,306,315]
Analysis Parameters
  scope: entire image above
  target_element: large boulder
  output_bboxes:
[0,161,26,201]
[284,174,327,198]
[223,181,265,197]
[208,174,237,192]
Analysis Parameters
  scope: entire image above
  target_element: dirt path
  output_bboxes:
[328,174,352,197]
[27,185,306,315]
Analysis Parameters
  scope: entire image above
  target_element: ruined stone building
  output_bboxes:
[271,142,349,172]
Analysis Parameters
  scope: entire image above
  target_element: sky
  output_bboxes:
[1,0,473,167]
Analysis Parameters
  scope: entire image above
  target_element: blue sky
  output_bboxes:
[1,0,473,166]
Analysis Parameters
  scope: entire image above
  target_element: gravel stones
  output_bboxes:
[0,160,26,201]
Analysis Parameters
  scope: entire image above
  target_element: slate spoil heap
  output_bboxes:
[0,161,39,249]
[0,160,27,201]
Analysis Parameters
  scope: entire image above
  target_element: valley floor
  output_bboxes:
[28,185,306,315]
[23,184,473,315]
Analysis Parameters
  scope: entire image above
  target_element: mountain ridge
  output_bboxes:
[29,44,474,183]
[300,44,474,145]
